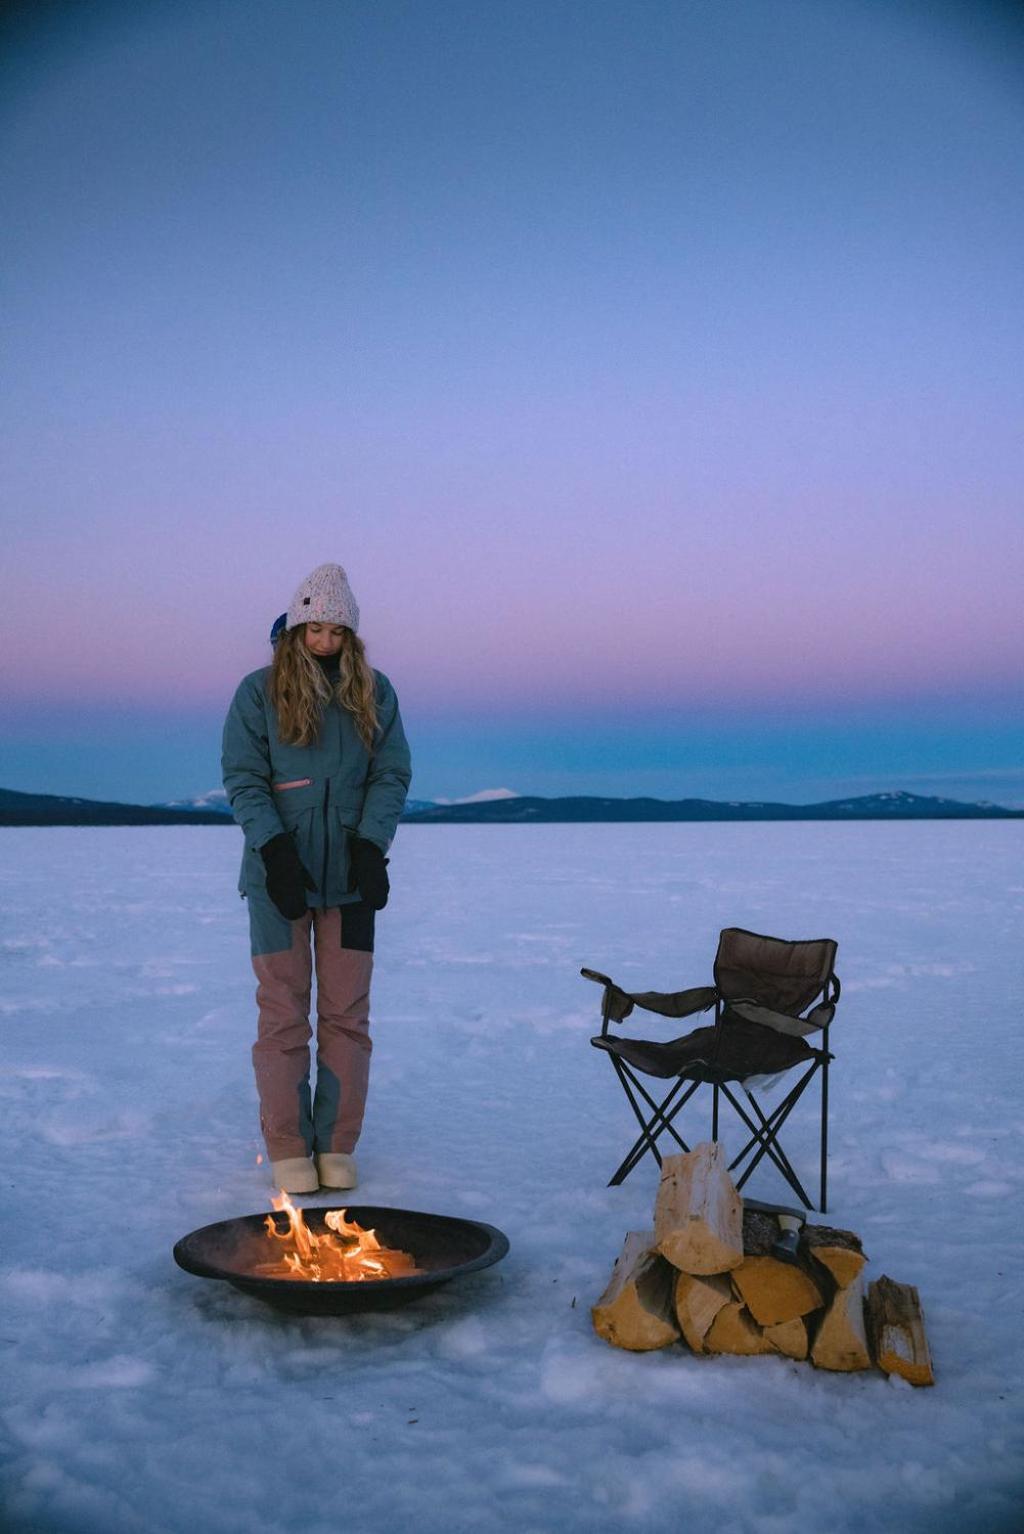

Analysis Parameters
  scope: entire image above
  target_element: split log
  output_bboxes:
[733,1255,824,1327]
[810,1269,871,1372]
[592,1231,681,1351]
[801,1223,867,1289]
[866,1275,934,1387]
[730,1210,824,1326]
[673,1271,733,1353]
[765,1317,809,1360]
[704,1300,775,1356]
[654,1143,744,1276]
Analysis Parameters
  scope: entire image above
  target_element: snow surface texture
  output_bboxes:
[1,822,1022,1534]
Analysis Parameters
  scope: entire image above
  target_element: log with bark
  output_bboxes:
[801,1223,867,1289]
[591,1230,680,1351]
[866,1274,935,1386]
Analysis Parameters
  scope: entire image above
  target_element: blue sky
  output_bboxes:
[2,0,1022,804]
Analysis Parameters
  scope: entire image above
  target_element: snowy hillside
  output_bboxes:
[1,822,1022,1533]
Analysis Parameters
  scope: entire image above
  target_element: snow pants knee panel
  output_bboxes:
[244,879,370,960]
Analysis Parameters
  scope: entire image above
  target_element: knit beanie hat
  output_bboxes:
[285,563,360,633]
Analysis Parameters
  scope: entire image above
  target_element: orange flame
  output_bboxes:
[254,1191,420,1283]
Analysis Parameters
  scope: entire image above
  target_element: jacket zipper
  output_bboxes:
[321,778,330,898]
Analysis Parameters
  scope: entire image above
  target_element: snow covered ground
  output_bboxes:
[1,821,1022,1534]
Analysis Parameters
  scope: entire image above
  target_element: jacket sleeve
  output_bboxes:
[220,674,285,852]
[357,673,412,852]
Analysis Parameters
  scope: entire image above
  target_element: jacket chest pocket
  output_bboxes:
[272,778,321,825]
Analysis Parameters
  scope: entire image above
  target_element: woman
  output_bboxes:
[221,562,412,1194]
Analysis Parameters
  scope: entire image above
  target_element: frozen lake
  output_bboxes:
[1,821,1022,1533]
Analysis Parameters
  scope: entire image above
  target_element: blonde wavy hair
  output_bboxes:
[268,625,379,752]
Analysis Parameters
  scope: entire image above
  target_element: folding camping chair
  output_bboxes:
[582,927,840,1210]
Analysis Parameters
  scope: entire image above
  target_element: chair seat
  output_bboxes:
[591,1010,822,1082]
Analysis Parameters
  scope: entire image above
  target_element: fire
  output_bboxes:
[253,1191,421,1283]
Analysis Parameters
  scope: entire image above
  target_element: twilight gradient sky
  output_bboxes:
[2,0,1023,805]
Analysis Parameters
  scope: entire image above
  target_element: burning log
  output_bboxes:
[591,1231,681,1351]
[801,1223,866,1289]
[729,1210,824,1327]
[654,1143,744,1276]
[866,1275,935,1387]
[810,1270,872,1372]
[673,1271,733,1353]
[255,1192,420,1282]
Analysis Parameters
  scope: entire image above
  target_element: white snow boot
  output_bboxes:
[316,1152,358,1190]
[269,1156,319,1194]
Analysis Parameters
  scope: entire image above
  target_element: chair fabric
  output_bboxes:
[585,927,840,1209]
[714,928,837,1013]
[593,1012,819,1081]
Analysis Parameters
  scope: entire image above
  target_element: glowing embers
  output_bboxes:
[254,1191,421,1283]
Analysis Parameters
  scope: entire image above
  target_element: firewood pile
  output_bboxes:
[592,1142,933,1385]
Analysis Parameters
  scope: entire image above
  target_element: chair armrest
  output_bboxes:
[628,986,718,1019]
[580,968,636,1021]
[728,999,835,1037]
[580,969,717,1024]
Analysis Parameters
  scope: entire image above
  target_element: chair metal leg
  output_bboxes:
[607,1063,701,1186]
[601,1038,833,1210]
[820,1055,829,1213]
[735,1086,813,1209]
[610,1070,700,1186]
[720,1082,812,1205]
[721,1072,805,1175]
[718,1067,820,1209]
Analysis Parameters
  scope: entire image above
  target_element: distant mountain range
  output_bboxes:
[401,790,1023,822]
[1,786,1020,827]
[0,787,233,827]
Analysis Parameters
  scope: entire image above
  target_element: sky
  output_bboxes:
[2,0,1023,805]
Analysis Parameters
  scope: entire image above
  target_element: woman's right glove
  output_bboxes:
[259,832,317,920]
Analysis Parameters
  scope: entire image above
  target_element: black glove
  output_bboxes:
[259,832,317,920]
[347,836,390,910]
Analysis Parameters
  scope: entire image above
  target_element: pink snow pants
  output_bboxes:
[251,906,374,1162]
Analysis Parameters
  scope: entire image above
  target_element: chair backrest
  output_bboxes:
[714,927,837,1015]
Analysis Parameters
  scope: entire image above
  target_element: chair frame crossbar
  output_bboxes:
[607,1058,701,1185]
[717,1059,825,1209]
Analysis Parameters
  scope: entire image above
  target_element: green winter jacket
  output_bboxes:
[221,666,412,908]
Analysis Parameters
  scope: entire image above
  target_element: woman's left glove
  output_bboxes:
[347,836,390,910]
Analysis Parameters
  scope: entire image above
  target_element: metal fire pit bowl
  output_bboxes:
[173,1204,510,1315]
